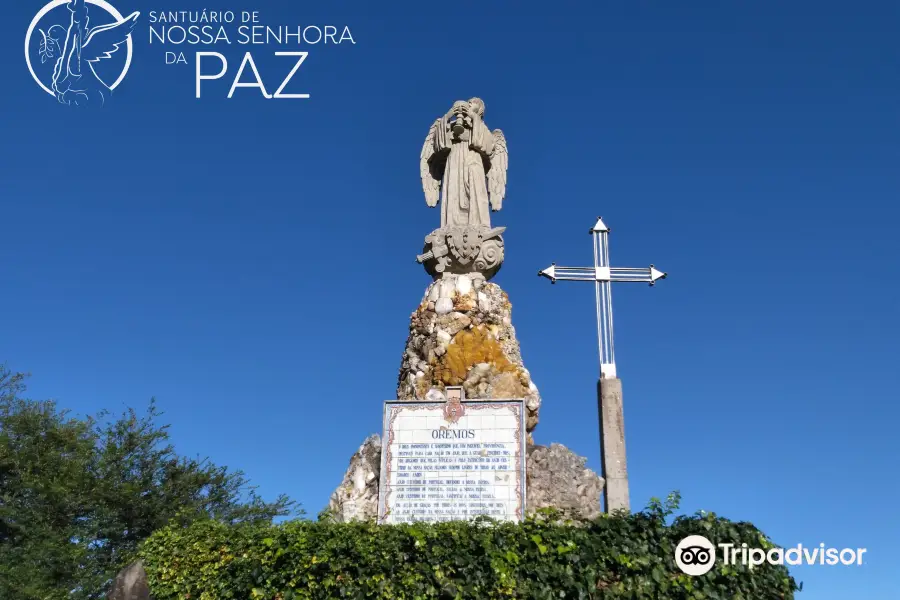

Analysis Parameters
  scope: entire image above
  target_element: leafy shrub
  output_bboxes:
[0,366,295,600]
[140,495,799,599]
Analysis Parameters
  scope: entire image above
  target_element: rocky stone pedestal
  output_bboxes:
[526,443,604,521]
[328,274,604,522]
[327,434,382,522]
[108,561,153,600]
[396,274,541,432]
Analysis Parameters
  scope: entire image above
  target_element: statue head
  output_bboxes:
[467,97,485,117]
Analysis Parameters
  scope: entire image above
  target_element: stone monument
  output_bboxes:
[328,98,604,522]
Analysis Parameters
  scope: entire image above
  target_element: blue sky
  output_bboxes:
[1,0,898,597]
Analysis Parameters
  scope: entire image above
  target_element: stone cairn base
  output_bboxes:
[329,274,604,522]
[107,560,153,600]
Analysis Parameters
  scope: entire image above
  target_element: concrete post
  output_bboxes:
[598,377,630,513]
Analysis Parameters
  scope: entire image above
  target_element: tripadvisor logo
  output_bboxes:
[675,535,867,576]
[675,535,716,576]
[25,0,139,107]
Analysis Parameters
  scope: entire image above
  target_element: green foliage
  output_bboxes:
[141,495,800,600]
[0,365,296,600]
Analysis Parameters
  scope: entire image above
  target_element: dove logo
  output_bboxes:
[25,0,139,107]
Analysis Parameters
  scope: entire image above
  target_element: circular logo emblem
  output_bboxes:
[675,535,716,576]
[24,0,139,106]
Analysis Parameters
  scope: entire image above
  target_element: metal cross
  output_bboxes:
[538,217,666,379]
[538,217,666,513]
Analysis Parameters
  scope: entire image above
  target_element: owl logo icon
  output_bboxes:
[25,0,139,106]
[675,535,716,576]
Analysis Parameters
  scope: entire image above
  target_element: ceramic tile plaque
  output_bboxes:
[377,397,526,524]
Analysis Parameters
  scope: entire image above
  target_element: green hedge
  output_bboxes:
[139,499,799,600]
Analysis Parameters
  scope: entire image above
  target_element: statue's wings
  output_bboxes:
[82,12,140,63]
[420,119,443,207]
[487,129,508,211]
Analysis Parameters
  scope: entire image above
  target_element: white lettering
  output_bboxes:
[273,52,309,99]
[339,26,355,44]
[195,52,227,98]
[802,547,819,565]
[228,53,271,99]
[747,548,766,569]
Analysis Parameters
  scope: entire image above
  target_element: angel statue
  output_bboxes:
[417,98,510,281]
[421,98,508,228]
[42,0,139,106]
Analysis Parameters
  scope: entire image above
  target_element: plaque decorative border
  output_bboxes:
[377,399,526,525]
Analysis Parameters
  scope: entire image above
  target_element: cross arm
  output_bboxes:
[538,264,667,285]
